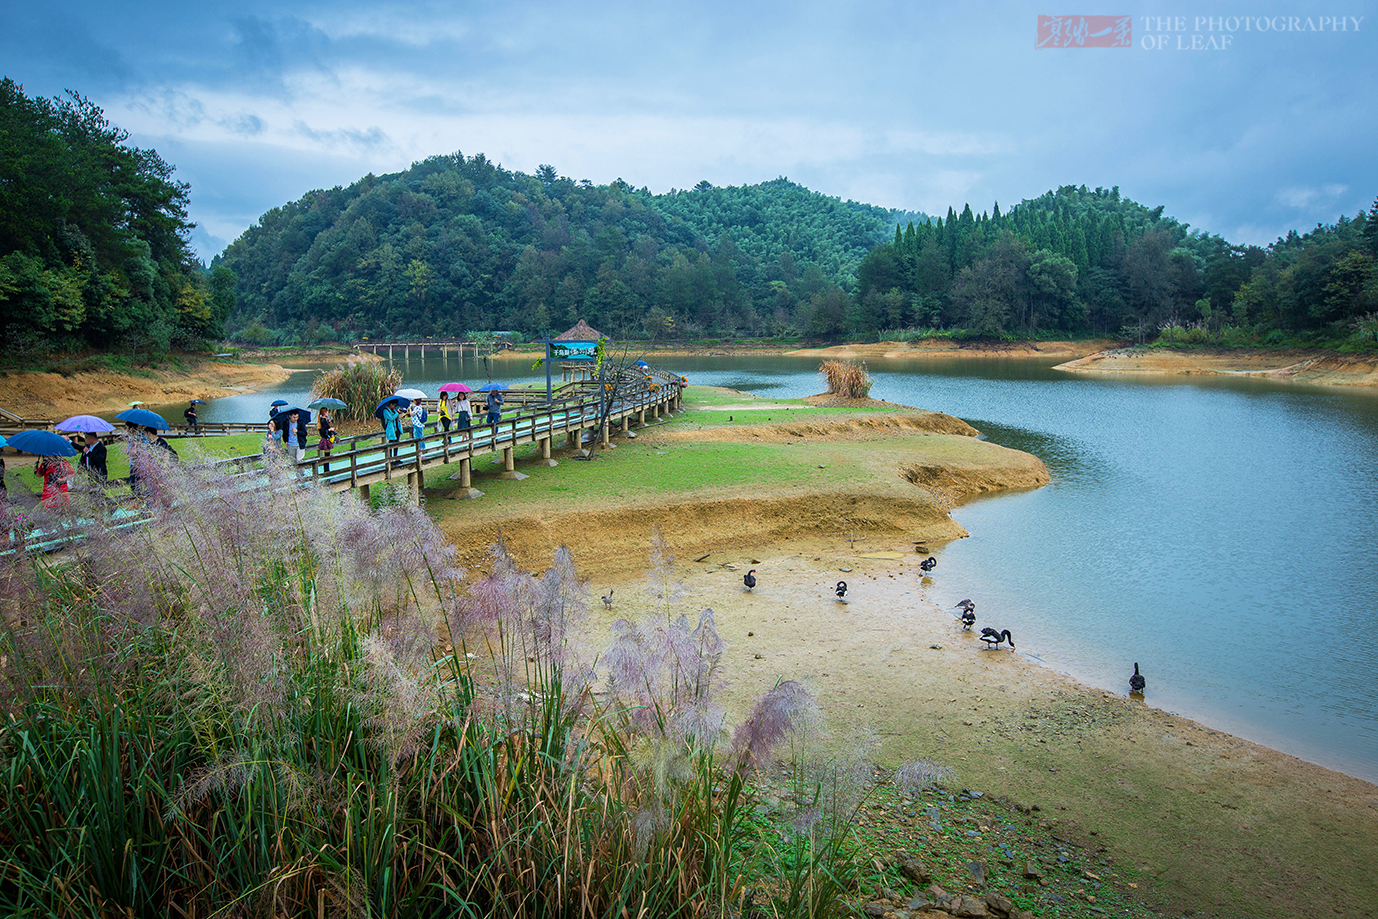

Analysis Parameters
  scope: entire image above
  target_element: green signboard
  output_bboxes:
[550,340,598,361]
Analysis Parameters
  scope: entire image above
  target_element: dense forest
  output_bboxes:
[0,80,232,359]
[854,185,1378,343]
[216,155,926,344]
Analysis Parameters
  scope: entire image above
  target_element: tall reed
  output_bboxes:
[818,359,873,399]
[0,453,863,918]
[312,358,404,423]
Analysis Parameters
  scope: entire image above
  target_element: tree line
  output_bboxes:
[0,80,232,360]
[853,184,1378,344]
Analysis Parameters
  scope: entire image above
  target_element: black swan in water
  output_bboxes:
[919,556,937,573]
[835,581,848,600]
[979,627,1015,650]
[1129,662,1146,694]
[954,599,976,630]
[743,569,757,591]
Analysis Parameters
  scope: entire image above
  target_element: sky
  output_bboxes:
[3,0,1375,261]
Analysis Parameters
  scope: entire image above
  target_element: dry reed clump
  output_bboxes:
[0,456,873,919]
[311,358,403,423]
[819,359,873,399]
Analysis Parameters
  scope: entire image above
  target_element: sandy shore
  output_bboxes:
[1055,347,1378,387]
[429,390,1378,919]
[0,360,293,420]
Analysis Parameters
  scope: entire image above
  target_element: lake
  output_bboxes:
[181,350,1378,784]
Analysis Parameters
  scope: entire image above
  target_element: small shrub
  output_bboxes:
[819,359,872,399]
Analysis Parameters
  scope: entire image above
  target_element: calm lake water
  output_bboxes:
[177,352,1378,783]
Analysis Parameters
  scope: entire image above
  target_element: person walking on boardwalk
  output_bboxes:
[318,409,337,471]
[81,432,108,483]
[484,388,503,427]
[439,392,454,433]
[410,399,427,455]
[264,418,281,453]
[455,392,473,431]
[381,401,402,465]
[184,400,199,433]
[35,455,74,508]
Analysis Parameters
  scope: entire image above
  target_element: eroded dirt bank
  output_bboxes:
[1056,347,1378,387]
[0,360,293,419]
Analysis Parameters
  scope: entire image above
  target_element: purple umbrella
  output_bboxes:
[55,414,117,433]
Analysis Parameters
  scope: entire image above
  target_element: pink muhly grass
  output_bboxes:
[730,679,820,773]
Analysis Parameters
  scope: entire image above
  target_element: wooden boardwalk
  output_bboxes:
[204,370,685,503]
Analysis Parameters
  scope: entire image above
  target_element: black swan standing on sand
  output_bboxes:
[743,569,757,591]
[979,627,1015,650]
[1129,662,1146,694]
[835,581,848,600]
[919,556,937,573]
[955,599,976,630]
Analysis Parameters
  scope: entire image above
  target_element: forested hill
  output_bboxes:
[0,80,232,359]
[854,184,1378,341]
[217,154,926,343]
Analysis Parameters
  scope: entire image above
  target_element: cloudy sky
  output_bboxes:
[4,0,1374,260]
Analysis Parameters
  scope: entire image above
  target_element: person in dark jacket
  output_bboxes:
[184,401,199,433]
[81,432,108,482]
[148,426,178,457]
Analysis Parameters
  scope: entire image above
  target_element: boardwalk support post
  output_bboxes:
[448,456,484,499]
[498,445,528,481]
[538,435,558,467]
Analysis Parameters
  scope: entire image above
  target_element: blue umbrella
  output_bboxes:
[6,430,79,457]
[189,399,207,405]
[55,414,117,433]
[308,397,348,410]
[0,434,7,448]
[115,408,170,430]
[374,395,409,420]
[271,399,289,407]
[635,360,650,368]
[477,383,509,392]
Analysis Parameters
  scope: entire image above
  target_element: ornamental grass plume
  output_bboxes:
[819,358,873,399]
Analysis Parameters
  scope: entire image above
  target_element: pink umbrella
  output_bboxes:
[438,383,472,393]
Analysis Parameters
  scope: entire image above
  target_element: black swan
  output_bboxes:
[835,581,848,600]
[955,599,977,630]
[601,589,614,610]
[1129,662,1146,694]
[919,556,937,572]
[979,627,1015,650]
[743,569,757,591]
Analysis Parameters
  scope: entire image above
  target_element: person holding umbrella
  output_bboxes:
[483,385,504,427]
[317,409,337,471]
[81,432,108,482]
[280,409,306,462]
[379,398,404,464]
[35,455,74,507]
[455,390,472,430]
[184,399,203,433]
